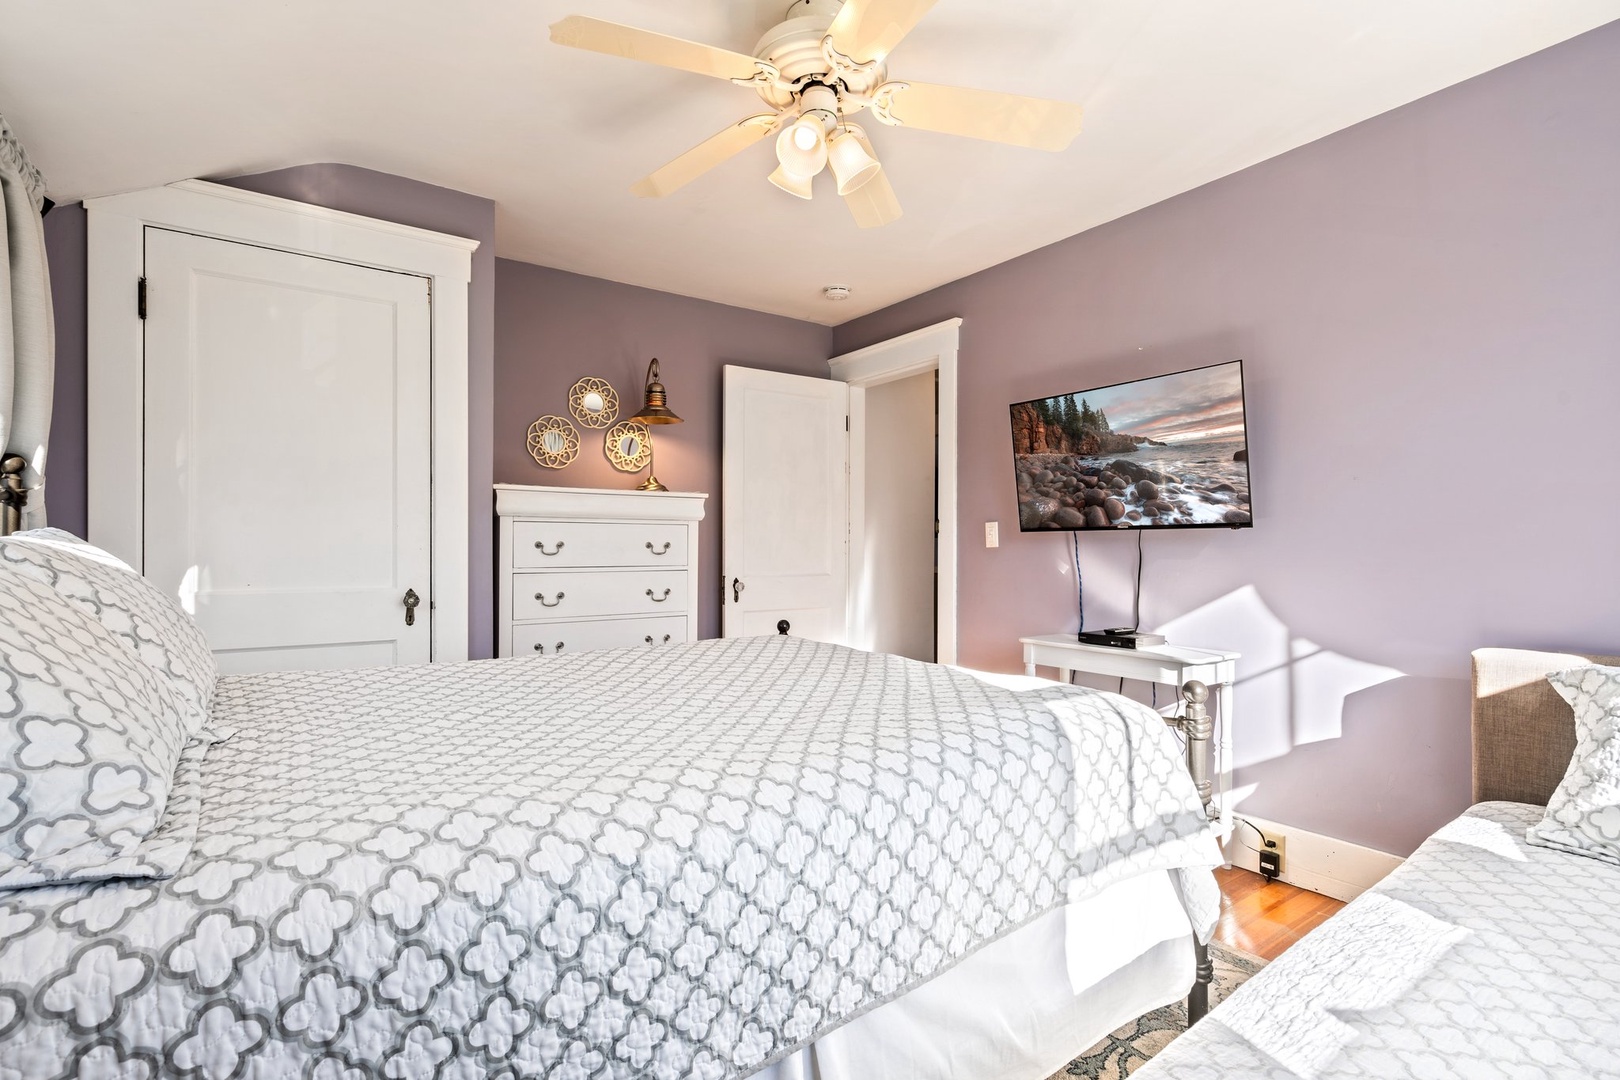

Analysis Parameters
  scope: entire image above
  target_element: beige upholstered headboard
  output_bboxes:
[1471,647,1620,805]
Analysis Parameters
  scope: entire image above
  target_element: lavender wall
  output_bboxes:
[41,164,499,658]
[494,261,833,639]
[833,23,1620,856]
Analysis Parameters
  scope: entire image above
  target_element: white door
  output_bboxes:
[721,366,849,642]
[142,228,434,673]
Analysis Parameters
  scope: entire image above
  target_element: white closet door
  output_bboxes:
[721,365,850,643]
[143,228,433,672]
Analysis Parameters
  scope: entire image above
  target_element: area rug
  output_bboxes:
[1050,942,1268,1079]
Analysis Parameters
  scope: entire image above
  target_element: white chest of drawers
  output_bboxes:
[495,484,708,658]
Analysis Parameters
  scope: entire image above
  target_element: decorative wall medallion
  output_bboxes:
[527,415,581,469]
[604,422,652,473]
[568,378,620,428]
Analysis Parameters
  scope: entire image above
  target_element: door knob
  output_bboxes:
[732,578,745,603]
[403,588,420,626]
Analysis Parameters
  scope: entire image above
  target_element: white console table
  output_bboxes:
[1020,634,1241,846]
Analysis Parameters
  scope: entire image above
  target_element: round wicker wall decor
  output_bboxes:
[527,415,581,469]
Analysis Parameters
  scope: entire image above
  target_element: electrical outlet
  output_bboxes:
[1257,833,1286,881]
[984,521,999,548]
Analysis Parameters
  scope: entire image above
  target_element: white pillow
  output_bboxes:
[1526,664,1620,866]
[0,563,195,889]
[0,528,216,734]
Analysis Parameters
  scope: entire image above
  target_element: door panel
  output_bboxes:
[143,228,433,672]
[721,366,849,643]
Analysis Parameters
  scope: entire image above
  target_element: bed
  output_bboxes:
[1134,646,1620,1079]
[0,530,1223,1080]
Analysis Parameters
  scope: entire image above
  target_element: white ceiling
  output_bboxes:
[3,1,1616,324]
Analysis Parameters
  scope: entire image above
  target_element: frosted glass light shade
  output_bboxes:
[828,129,881,195]
[768,165,814,200]
[775,118,828,178]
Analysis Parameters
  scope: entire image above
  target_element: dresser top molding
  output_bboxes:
[494,484,708,522]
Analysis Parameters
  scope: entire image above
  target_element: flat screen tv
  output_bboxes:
[1009,359,1252,531]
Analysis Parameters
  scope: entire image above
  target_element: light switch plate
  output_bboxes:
[984,521,999,548]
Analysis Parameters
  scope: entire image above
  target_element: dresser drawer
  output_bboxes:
[513,616,688,656]
[514,569,687,621]
[512,521,688,569]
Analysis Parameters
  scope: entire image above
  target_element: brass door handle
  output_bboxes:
[646,588,672,603]
[645,541,671,555]
[732,578,745,603]
[534,540,564,556]
[403,588,420,626]
[535,591,564,607]
[644,633,672,645]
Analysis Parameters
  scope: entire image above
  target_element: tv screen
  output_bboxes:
[1009,359,1252,531]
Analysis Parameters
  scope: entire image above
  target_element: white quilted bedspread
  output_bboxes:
[0,636,1220,1080]
[1138,801,1620,1080]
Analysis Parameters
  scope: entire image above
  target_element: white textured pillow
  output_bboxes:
[1526,664,1620,866]
[0,564,195,889]
[0,528,216,734]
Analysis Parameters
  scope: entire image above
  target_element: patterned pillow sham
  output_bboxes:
[0,528,216,734]
[1526,664,1620,866]
[0,564,195,889]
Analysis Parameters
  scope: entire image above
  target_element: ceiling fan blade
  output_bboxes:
[845,167,902,228]
[827,0,939,65]
[631,115,780,199]
[550,14,762,82]
[879,81,1084,151]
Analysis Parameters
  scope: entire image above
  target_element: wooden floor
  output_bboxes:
[1211,867,1345,962]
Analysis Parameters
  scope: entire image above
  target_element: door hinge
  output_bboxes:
[137,277,147,320]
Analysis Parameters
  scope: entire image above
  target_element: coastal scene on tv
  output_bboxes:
[1011,360,1252,530]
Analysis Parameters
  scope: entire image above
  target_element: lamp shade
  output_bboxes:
[630,358,683,425]
[768,165,814,200]
[775,118,828,179]
[828,127,881,195]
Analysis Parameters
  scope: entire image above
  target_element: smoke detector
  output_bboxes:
[822,284,853,302]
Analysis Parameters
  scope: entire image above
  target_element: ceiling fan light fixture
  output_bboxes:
[768,165,814,200]
[775,117,828,178]
[829,127,881,195]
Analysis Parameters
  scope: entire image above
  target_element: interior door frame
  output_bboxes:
[829,318,961,666]
[84,179,476,663]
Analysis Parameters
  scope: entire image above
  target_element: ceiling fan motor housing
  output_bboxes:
[753,0,887,114]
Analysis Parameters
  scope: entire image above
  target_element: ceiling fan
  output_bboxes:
[550,0,1086,228]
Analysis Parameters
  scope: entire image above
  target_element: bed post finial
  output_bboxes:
[1,454,28,537]
[777,620,790,636]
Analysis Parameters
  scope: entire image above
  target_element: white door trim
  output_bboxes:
[85,179,476,662]
[829,318,961,666]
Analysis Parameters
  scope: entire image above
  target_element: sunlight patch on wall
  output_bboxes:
[1156,585,1402,770]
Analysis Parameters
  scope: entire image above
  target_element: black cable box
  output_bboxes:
[1076,629,1167,650]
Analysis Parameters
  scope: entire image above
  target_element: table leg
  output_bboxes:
[1217,681,1234,852]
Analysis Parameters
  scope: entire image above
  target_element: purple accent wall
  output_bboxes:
[494,261,834,640]
[833,23,1620,856]
[40,164,499,659]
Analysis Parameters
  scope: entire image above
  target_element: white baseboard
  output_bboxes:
[1222,815,1403,903]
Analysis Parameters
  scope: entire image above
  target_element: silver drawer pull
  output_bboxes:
[646,588,672,603]
[534,591,565,607]
[645,541,672,555]
[554,642,564,654]
[644,633,672,645]
[533,540,564,556]
[533,642,544,653]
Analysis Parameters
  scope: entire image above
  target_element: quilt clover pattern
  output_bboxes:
[1136,802,1620,1080]
[1,636,1219,1080]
